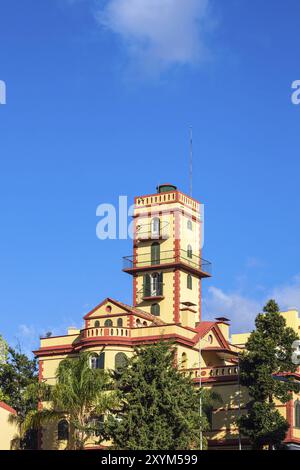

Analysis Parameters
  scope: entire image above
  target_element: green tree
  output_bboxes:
[26,351,117,450]
[105,342,218,450]
[239,299,299,450]
[0,346,38,449]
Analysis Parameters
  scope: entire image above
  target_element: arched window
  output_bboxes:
[151,242,160,265]
[90,353,105,370]
[187,244,193,259]
[151,217,160,238]
[117,318,123,327]
[115,352,127,371]
[94,320,100,328]
[295,400,300,429]
[57,419,69,441]
[181,352,187,369]
[104,319,113,327]
[143,273,151,297]
[187,220,193,231]
[187,274,192,290]
[151,303,160,316]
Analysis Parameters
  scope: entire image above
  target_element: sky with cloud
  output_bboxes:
[0,0,300,353]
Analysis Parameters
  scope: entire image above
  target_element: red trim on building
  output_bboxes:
[0,401,17,415]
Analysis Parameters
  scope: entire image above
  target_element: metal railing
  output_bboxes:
[136,221,169,240]
[136,282,164,303]
[123,249,212,275]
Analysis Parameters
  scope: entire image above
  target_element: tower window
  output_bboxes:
[151,242,160,265]
[57,419,69,441]
[187,274,192,290]
[187,244,193,259]
[187,220,193,231]
[117,318,123,327]
[94,320,100,328]
[151,303,160,316]
[295,400,300,429]
[151,217,160,237]
[104,319,113,327]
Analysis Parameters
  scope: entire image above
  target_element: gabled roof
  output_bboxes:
[84,297,165,326]
[193,321,232,351]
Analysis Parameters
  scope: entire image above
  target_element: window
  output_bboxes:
[94,320,100,328]
[115,352,127,371]
[181,352,187,369]
[187,244,193,259]
[151,303,160,316]
[295,400,300,429]
[207,334,213,344]
[117,318,123,327]
[151,242,160,265]
[187,220,193,231]
[104,319,113,327]
[90,353,105,370]
[57,419,69,441]
[151,217,160,238]
[136,319,141,327]
[143,273,151,297]
[187,274,192,290]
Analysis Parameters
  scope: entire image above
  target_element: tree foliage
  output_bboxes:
[26,351,117,450]
[0,346,38,449]
[239,300,299,449]
[105,342,218,450]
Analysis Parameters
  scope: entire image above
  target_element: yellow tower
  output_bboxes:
[123,184,211,329]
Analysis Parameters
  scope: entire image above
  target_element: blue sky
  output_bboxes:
[0,0,300,354]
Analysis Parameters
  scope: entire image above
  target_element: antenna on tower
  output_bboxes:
[189,126,193,197]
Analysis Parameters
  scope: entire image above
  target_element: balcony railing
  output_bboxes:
[136,221,169,240]
[123,249,212,276]
[82,327,130,339]
[182,365,238,380]
[136,282,164,303]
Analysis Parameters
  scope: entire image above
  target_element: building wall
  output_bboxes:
[0,403,18,450]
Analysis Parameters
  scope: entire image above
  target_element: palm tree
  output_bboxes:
[25,351,117,450]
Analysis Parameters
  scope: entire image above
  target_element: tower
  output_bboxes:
[123,184,211,328]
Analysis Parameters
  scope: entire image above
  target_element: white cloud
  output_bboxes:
[271,275,300,311]
[97,0,211,72]
[204,286,261,334]
[204,274,300,335]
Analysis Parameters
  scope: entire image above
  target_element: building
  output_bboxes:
[34,184,300,450]
[0,402,18,450]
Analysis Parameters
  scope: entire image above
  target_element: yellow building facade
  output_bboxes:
[34,184,300,450]
[0,402,18,450]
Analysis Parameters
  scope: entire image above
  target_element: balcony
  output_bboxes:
[82,327,130,339]
[136,282,164,303]
[182,365,238,382]
[135,221,169,241]
[123,249,212,278]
